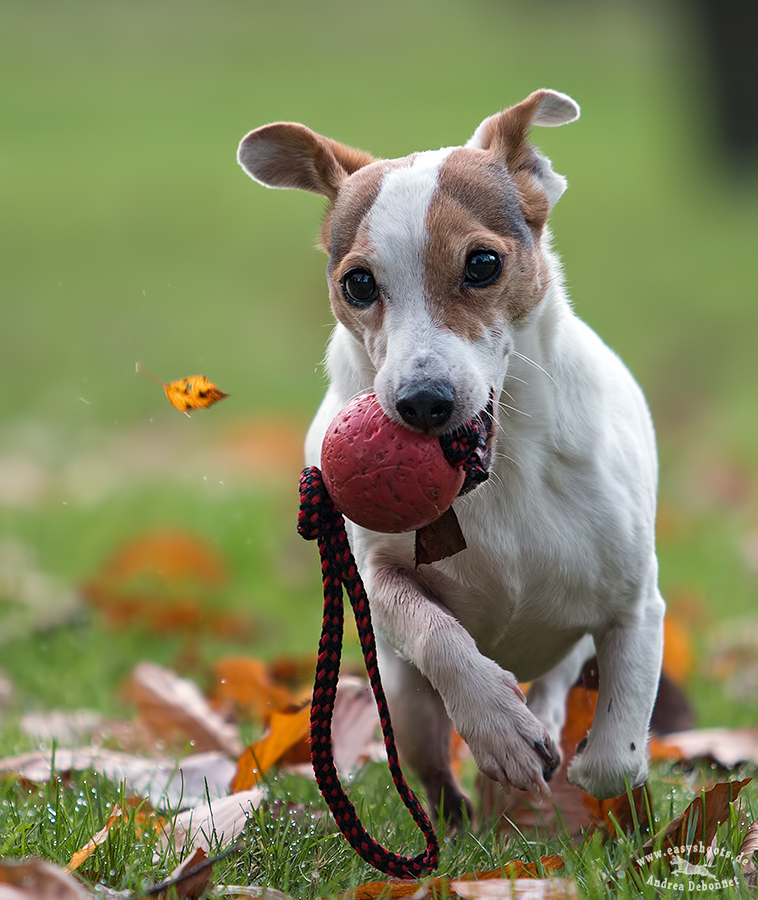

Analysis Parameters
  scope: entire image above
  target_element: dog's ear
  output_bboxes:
[467,90,580,216]
[237,123,374,202]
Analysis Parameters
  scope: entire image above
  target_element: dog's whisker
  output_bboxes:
[496,399,530,418]
[511,350,559,389]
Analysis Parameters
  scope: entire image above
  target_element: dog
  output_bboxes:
[237,89,665,825]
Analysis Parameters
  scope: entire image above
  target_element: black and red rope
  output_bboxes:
[297,418,488,878]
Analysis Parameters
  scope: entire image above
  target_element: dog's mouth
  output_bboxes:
[440,395,496,496]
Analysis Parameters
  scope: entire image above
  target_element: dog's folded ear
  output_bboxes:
[468,90,580,213]
[238,123,374,202]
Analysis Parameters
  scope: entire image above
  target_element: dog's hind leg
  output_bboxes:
[526,634,595,752]
[376,633,472,830]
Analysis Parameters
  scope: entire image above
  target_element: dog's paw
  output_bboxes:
[566,739,648,799]
[451,669,560,794]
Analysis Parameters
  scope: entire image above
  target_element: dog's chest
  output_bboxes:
[421,466,640,680]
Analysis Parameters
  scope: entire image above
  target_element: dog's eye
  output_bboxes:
[463,250,501,287]
[342,268,379,306]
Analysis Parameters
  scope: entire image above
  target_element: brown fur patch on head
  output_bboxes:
[423,148,549,335]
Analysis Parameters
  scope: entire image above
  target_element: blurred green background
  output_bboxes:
[1,0,756,730]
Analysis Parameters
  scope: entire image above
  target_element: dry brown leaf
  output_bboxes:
[163,848,212,899]
[65,805,124,872]
[212,657,296,720]
[215,886,292,900]
[164,788,266,853]
[738,822,758,886]
[330,676,383,774]
[450,879,577,899]
[231,703,311,792]
[0,859,90,900]
[639,778,751,860]
[128,661,243,757]
[472,857,565,880]
[345,859,565,900]
[82,530,250,638]
[0,747,235,809]
[139,363,229,414]
[651,727,758,768]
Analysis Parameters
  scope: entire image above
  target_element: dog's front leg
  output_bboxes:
[370,562,559,801]
[567,584,665,799]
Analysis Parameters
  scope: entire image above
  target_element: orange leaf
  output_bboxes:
[662,614,694,685]
[65,805,124,872]
[231,703,311,791]
[139,362,228,414]
[213,657,296,720]
[472,856,565,879]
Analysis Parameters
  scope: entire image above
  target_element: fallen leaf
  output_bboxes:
[650,727,758,769]
[738,822,758,886]
[472,858,565,880]
[65,805,125,872]
[215,886,292,900]
[0,747,236,809]
[345,865,572,900]
[662,614,694,685]
[20,710,103,747]
[330,676,384,774]
[451,878,577,899]
[161,848,211,899]
[638,778,751,861]
[127,661,243,757]
[0,858,90,900]
[212,657,296,720]
[82,530,247,637]
[231,703,311,792]
[163,788,266,853]
[139,363,228,414]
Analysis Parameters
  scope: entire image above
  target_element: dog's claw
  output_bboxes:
[534,737,560,782]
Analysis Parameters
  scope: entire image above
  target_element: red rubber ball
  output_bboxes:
[321,392,465,533]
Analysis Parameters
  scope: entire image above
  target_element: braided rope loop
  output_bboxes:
[298,466,439,878]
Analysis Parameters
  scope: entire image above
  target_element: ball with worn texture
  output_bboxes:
[321,392,465,533]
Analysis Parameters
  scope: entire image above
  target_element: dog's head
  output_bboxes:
[238,90,579,458]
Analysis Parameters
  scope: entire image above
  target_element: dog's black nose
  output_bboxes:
[395,384,455,431]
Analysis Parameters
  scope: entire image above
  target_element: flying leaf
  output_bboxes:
[138,362,228,414]
[231,703,311,792]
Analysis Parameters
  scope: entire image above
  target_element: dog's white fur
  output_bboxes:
[237,90,665,820]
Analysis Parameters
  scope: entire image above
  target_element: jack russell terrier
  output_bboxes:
[237,89,665,825]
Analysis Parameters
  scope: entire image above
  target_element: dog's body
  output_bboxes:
[238,90,665,822]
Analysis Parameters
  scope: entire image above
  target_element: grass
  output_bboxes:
[1,0,757,896]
